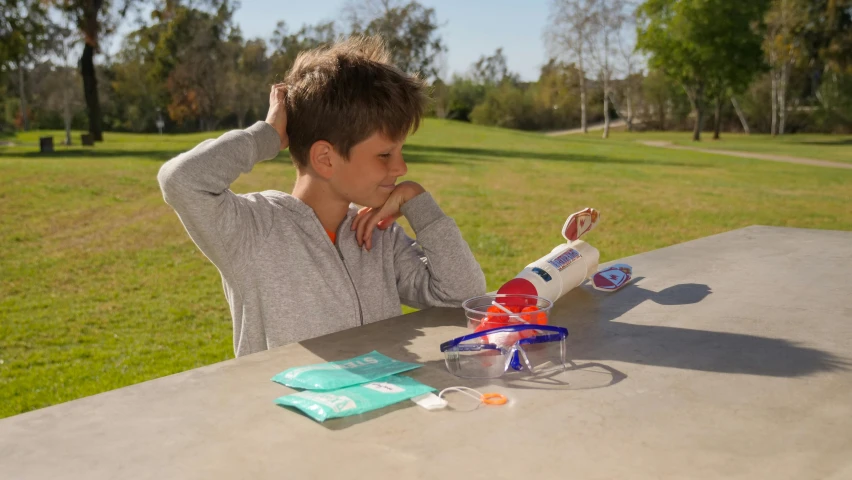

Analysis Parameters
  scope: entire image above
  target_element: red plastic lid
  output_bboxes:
[496,278,538,307]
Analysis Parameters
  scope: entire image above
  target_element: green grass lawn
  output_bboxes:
[2,120,851,419]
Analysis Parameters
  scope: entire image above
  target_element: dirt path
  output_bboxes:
[640,140,852,170]
[545,120,627,136]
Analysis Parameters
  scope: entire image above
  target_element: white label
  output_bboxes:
[547,247,582,271]
[362,382,404,394]
[296,392,356,413]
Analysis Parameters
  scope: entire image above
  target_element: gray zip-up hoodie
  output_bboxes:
[158,121,486,357]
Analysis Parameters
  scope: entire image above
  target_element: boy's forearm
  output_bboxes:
[157,121,281,205]
[400,191,445,233]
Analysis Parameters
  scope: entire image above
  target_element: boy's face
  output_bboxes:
[329,132,408,208]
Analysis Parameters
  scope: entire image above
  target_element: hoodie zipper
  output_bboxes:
[323,217,364,327]
[335,243,364,326]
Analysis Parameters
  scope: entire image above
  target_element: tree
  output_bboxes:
[534,59,584,130]
[708,1,769,139]
[110,23,167,132]
[805,1,852,132]
[429,77,449,118]
[225,36,268,128]
[345,0,446,79]
[613,3,644,132]
[268,20,337,83]
[640,68,693,130]
[46,19,82,143]
[588,0,628,138]
[53,0,119,141]
[637,0,769,141]
[470,82,537,130]
[445,75,487,122]
[729,94,751,134]
[27,59,85,132]
[609,72,643,131]
[470,48,518,86]
[764,0,807,136]
[801,0,852,97]
[152,2,238,130]
[545,0,597,133]
[1,0,50,131]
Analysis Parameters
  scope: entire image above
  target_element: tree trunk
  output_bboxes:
[81,44,103,141]
[17,62,29,131]
[436,95,446,118]
[779,61,789,135]
[602,31,610,139]
[694,103,703,141]
[626,86,633,131]
[602,77,610,139]
[607,91,631,133]
[579,54,587,133]
[770,66,778,136]
[690,86,704,141]
[713,95,722,140]
[63,84,72,145]
[730,95,750,134]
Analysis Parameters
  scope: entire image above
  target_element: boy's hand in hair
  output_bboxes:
[351,181,426,251]
[265,83,289,149]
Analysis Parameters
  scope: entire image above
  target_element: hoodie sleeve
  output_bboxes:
[157,121,282,276]
[392,192,487,309]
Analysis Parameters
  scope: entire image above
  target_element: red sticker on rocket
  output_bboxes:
[592,264,633,292]
[562,207,600,242]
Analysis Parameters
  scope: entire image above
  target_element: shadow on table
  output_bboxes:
[296,279,849,430]
[548,280,849,378]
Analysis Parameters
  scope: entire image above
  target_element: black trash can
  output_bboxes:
[39,136,54,153]
[81,134,94,146]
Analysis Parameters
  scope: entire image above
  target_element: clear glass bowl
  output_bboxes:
[461,294,553,331]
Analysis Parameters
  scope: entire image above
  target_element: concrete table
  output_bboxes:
[1,226,850,479]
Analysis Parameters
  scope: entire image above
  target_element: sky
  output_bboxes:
[229,0,552,81]
[103,0,644,82]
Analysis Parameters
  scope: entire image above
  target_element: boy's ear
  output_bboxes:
[308,140,336,179]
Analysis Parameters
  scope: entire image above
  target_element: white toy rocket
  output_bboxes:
[496,208,632,306]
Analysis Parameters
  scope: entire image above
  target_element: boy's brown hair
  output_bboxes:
[283,35,429,168]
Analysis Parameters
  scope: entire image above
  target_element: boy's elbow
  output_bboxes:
[446,267,487,305]
[157,138,219,203]
[157,158,183,203]
[467,268,488,299]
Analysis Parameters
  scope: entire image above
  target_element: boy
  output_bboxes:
[157,36,486,357]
